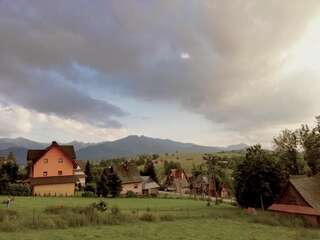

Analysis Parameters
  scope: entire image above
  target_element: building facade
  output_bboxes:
[27,141,77,196]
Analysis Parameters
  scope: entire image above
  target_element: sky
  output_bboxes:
[0,0,320,147]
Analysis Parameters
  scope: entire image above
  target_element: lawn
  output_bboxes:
[0,196,319,240]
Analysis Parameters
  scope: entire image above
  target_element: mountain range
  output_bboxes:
[0,136,249,165]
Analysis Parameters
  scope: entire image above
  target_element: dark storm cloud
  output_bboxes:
[0,0,319,132]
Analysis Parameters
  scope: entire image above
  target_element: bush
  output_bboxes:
[44,205,66,215]
[91,200,108,212]
[0,209,18,222]
[82,191,96,198]
[84,183,96,193]
[139,213,156,222]
[4,183,31,196]
[126,191,137,198]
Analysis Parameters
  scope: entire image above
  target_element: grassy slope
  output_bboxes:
[0,196,320,240]
[153,151,243,180]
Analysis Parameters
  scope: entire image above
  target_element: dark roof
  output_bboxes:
[30,175,76,186]
[269,204,320,216]
[113,162,142,184]
[27,142,76,166]
[289,175,320,211]
[27,150,46,162]
[141,176,160,190]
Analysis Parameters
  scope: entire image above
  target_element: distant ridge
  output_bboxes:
[0,135,249,164]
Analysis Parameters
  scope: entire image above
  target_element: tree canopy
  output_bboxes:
[233,145,288,209]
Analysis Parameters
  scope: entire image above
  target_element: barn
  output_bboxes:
[268,175,320,226]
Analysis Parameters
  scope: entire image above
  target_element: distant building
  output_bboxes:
[165,169,190,194]
[268,175,320,226]
[141,176,160,196]
[113,161,143,195]
[190,175,209,197]
[0,152,16,165]
[27,141,78,196]
[74,160,86,188]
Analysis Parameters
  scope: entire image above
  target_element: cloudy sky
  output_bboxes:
[0,1,320,147]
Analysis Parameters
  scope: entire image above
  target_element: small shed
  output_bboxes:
[268,175,320,226]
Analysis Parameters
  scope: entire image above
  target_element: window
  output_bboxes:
[134,184,138,189]
[43,171,48,177]
[58,158,63,163]
[58,170,63,176]
[43,159,48,164]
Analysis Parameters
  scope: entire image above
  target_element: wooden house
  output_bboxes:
[141,176,160,196]
[27,141,77,196]
[165,169,190,194]
[113,161,143,195]
[268,175,320,226]
[190,175,209,197]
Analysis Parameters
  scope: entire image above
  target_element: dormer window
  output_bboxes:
[58,158,63,163]
[44,159,48,164]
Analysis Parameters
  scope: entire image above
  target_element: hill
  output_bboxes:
[77,135,248,160]
[0,135,249,164]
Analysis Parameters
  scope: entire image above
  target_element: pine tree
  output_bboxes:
[97,167,122,197]
[107,169,122,197]
[143,160,158,183]
[97,168,109,197]
[84,161,93,184]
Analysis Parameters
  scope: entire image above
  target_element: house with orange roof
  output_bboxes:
[27,141,78,196]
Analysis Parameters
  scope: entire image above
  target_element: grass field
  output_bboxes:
[0,196,319,240]
[153,151,244,177]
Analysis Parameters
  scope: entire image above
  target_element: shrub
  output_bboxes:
[44,205,66,215]
[3,183,31,196]
[0,209,18,222]
[139,213,156,222]
[82,191,96,198]
[92,200,108,212]
[84,183,96,193]
[0,218,19,232]
[126,191,137,198]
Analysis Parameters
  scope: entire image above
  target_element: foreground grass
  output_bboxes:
[0,218,319,240]
[0,196,320,240]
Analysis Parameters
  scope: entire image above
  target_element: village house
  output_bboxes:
[141,176,160,196]
[190,175,209,197]
[113,161,143,195]
[27,141,78,196]
[268,175,320,226]
[165,168,190,194]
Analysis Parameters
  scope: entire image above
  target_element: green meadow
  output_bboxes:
[0,196,319,240]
